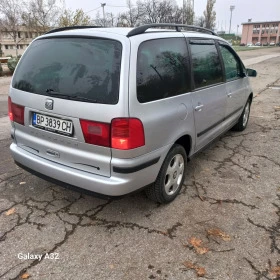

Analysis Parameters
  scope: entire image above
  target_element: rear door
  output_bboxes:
[189,39,227,151]
[127,34,194,157]
[10,35,128,177]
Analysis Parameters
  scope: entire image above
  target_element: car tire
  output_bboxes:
[232,99,251,131]
[145,144,187,203]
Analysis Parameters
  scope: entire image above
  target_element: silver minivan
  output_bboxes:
[9,24,257,203]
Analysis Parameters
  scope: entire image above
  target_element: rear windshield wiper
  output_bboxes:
[45,89,98,103]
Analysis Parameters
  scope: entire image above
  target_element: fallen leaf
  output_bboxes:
[19,182,26,185]
[271,266,280,276]
[21,273,30,279]
[207,228,231,241]
[183,261,206,277]
[183,261,195,269]
[202,168,210,172]
[189,237,209,255]
[5,208,16,216]
[196,246,209,255]
[189,237,202,247]
[196,267,206,277]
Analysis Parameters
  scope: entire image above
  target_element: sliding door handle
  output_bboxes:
[195,104,204,112]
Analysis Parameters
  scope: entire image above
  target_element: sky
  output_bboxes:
[64,0,280,34]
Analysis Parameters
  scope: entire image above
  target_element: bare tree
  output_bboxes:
[59,9,92,27]
[137,0,175,24]
[94,10,117,27]
[93,11,103,26]
[203,0,216,29]
[89,0,211,29]
[106,12,117,27]
[195,16,205,27]
[0,0,24,56]
[118,0,142,27]
[25,0,63,32]
[184,0,194,25]
[170,6,182,24]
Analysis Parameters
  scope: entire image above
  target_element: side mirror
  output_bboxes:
[247,68,257,77]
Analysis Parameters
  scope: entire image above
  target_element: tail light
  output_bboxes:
[111,118,145,150]
[8,97,25,125]
[80,118,145,150]
[80,120,110,147]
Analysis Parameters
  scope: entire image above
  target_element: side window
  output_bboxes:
[190,40,223,89]
[219,45,242,81]
[137,38,190,103]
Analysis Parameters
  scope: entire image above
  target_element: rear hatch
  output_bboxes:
[10,35,125,177]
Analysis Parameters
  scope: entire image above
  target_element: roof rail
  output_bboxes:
[127,23,217,37]
[45,26,102,35]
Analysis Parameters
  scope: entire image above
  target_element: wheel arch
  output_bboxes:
[174,134,192,158]
[248,92,253,103]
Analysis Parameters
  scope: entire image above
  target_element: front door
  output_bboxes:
[219,43,248,121]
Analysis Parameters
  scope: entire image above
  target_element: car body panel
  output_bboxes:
[9,26,255,196]
[191,83,227,151]
[10,34,131,178]
[125,32,195,159]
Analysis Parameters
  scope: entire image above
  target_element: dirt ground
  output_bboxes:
[0,47,280,280]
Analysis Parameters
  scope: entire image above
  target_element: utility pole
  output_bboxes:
[101,3,106,27]
[229,5,235,34]
[192,0,194,25]
[236,24,239,39]
[182,0,184,24]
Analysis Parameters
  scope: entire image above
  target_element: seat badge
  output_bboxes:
[45,99,54,110]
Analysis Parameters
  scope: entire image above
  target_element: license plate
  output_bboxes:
[32,113,73,136]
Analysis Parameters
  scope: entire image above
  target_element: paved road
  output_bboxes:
[243,53,280,66]
[0,47,280,279]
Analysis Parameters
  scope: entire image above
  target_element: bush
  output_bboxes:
[7,57,19,73]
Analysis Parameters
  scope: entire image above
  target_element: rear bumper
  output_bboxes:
[10,143,169,196]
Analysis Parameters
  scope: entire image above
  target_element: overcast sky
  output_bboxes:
[64,0,280,34]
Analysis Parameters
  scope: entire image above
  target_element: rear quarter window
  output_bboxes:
[12,37,122,105]
[137,38,190,103]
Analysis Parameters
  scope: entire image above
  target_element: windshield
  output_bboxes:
[12,37,122,104]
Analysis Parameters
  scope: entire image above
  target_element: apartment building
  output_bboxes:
[241,20,280,45]
[0,26,44,57]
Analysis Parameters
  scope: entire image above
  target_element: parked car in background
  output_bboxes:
[239,43,245,46]
[270,41,275,46]
[255,42,261,46]
[8,24,257,203]
[247,43,253,47]
[263,42,269,46]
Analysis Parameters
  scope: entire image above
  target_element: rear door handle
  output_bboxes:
[195,104,204,112]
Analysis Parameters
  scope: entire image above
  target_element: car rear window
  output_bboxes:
[12,37,122,104]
